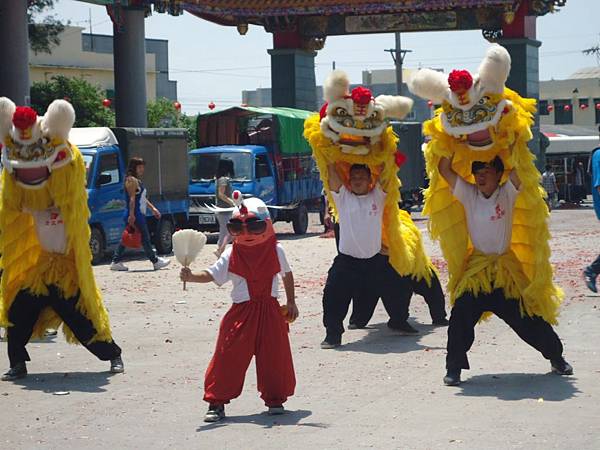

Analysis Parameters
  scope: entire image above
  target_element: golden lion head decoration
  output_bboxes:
[319,70,413,156]
[408,44,515,151]
[0,97,75,189]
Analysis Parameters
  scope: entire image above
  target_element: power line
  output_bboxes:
[170,65,270,73]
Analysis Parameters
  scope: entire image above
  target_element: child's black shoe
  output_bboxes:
[204,404,225,423]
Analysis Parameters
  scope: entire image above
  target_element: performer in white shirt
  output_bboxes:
[321,163,416,348]
[438,155,572,386]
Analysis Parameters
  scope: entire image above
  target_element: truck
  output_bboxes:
[188,106,323,234]
[390,121,427,210]
[69,127,189,264]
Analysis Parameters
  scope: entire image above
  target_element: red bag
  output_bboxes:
[122,225,142,249]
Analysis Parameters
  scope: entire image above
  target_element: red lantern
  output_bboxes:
[427,100,433,108]
[563,104,571,112]
[173,101,181,110]
[580,103,588,110]
[102,98,111,108]
[547,104,554,112]
[596,103,600,110]
[208,101,216,110]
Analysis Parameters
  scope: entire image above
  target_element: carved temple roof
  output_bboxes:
[99,1,567,37]
[157,0,565,17]
[181,0,516,16]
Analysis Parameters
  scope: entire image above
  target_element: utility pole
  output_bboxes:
[384,32,412,95]
[89,8,94,50]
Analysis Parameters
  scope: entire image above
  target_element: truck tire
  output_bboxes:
[90,226,105,265]
[292,204,308,235]
[155,218,174,255]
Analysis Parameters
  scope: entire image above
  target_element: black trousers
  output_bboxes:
[446,289,563,370]
[322,253,390,338]
[350,268,447,327]
[7,286,121,368]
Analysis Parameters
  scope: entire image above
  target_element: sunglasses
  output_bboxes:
[227,218,268,236]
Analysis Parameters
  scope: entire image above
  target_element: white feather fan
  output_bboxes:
[172,229,207,290]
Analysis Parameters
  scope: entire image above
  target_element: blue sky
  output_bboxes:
[50,0,600,114]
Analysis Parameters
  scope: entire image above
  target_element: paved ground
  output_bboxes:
[1,209,599,450]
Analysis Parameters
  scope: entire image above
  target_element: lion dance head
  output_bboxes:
[0,98,75,190]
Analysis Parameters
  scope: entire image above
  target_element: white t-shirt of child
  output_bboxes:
[331,185,386,259]
[207,243,291,303]
[452,177,520,255]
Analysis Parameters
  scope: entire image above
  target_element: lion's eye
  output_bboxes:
[335,107,348,116]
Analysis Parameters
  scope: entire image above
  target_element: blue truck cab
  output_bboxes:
[69,127,189,264]
[189,107,322,234]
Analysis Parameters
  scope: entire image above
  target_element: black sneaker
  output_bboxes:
[1,362,27,381]
[204,404,225,423]
[267,404,285,415]
[110,356,125,374]
[443,369,461,386]
[583,269,597,293]
[551,357,573,375]
[348,322,365,330]
[432,318,449,326]
[388,321,419,335]
[320,334,341,349]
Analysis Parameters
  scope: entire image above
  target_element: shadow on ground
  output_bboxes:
[11,370,118,394]
[454,372,580,401]
[196,409,326,431]
[335,322,445,355]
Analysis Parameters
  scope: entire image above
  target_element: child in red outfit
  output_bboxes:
[180,196,299,423]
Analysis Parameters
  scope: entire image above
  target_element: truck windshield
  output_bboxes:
[82,153,94,188]
[189,152,252,182]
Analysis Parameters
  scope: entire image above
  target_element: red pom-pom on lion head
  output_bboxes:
[12,106,38,131]
[447,70,473,94]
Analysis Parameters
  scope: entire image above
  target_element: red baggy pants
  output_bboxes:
[203,289,296,407]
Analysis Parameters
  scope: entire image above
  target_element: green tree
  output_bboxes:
[28,0,68,54]
[147,97,197,147]
[30,75,115,127]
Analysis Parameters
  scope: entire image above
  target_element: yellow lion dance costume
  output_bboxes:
[304,70,434,284]
[0,97,122,380]
[408,44,562,325]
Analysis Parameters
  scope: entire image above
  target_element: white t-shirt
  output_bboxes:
[453,177,519,255]
[207,243,291,303]
[331,185,386,259]
[29,207,67,254]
